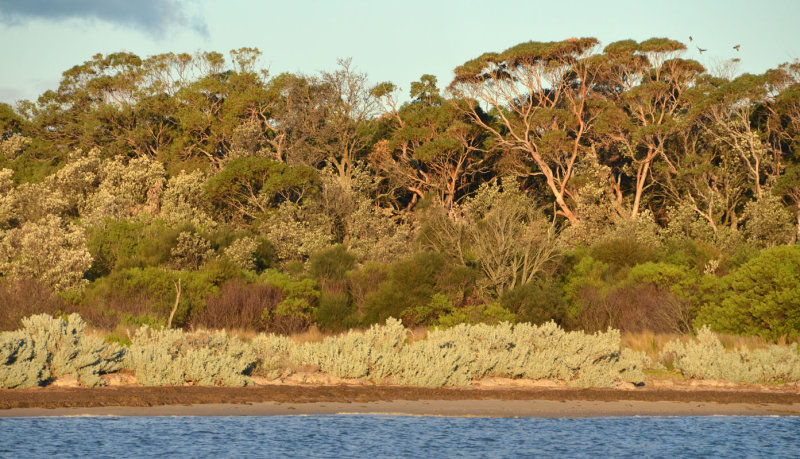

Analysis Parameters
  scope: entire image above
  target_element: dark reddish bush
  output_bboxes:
[192,280,283,331]
[573,283,691,334]
[0,278,66,331]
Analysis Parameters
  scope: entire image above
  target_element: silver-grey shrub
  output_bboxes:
[250,333,296,379]
[126,327,256,386]
[294,318,407,380]
[660,326,800,384]
[394,321,647,387]
[0,314,126,388]
[252,319,647,387]
[0,330,48,388]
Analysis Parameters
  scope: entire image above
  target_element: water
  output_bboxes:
[1,415,798,458]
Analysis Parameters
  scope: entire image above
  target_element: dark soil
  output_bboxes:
[3,385,800,410]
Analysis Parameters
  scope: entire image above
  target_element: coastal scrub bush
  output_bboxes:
[660,326,800,383]
[252,319,647,388]
[500,278,566,325]
[160,169,216,228]
[361,252,476,325]
[0,314,126,388]
[192,280,283,331]
[126,326,256,386]
[294,317,407,380]
[395,322,647,387]
[79,266,225,329]
[84,156,165,224]
[0,278,66,331]
[250,333,297,378]
[0,215,93,291]
[260,269,319,333]
[696,245,800,340]
[435,302,515,328]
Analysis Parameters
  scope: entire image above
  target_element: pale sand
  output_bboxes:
[3,400,800,418]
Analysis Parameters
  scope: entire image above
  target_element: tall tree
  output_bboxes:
[310,59,380,190]
[449,38,603,224]
[371,75,493,209]
[595,38,704,220]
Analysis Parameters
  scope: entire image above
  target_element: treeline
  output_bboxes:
[1,38,799,340]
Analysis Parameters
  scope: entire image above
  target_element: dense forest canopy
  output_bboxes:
[1,38,799,340]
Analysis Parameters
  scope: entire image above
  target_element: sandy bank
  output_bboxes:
[2,384,800,418]
[3,399,800,418]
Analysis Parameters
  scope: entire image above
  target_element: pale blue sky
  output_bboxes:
[1,0,799,105]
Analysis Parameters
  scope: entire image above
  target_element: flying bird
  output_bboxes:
[733,44,741,51]
[697,47,707,54]
[689,36,693,42]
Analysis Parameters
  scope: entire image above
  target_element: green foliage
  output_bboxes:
[661,326,800,383]
[309,244,357,282]
[362,252,476,325]
[400,293,454,327]
[436,302,515,328]
[160,169,216,227]
[2,43,800,342]
[126,326,256,386]
[590,236,657,269]
[741,195,795,248]
[627,262,710,305]
[86,219,199,277]
[260,269,319,333]
[84,156,165,224]
[697,245,800,340]
[205,157,320,221]
[80,266,227,328]
[500,278,566,325]
[315,292,357,331]
[222,236,261,271]
[169,231,214,270]
[420,182,558,299]
[0,314,126,388]
[260,201,333,262]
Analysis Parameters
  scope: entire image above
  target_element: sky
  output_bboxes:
[1,0,799,106]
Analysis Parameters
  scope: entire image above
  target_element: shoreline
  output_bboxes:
[3,400,800,418]
[3,385,800,418]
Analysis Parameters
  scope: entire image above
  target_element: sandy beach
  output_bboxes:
[3,384,800,418]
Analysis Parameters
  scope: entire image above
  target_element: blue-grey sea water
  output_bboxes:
[1,415,798,458]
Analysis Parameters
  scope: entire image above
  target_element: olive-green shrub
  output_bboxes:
[0,314,126,388]
[660,326,800,384]
[126,327,256,386]
[696,245,800,340]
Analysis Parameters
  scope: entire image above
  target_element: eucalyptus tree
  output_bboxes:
[169,49,278,170]
[204,157,320,223]
[595,38,704,220]
[769,62,800,236]
[449,38,603,224]
[692,72,785,201]
[310,59,381,190]
[24,52,147,156]
[371,75,494,209]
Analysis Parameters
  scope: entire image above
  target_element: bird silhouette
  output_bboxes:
[733,44,741,51]
[697,47,707,54]
[689,36,693,42]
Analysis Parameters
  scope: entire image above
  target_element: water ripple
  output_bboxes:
[0,415,798,458]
